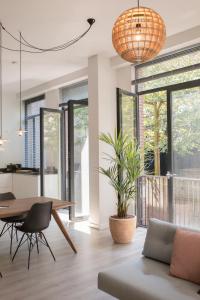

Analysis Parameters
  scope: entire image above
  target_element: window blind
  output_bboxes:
[24,95,45,168]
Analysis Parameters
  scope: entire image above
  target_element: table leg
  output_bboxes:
[52,209,77,254]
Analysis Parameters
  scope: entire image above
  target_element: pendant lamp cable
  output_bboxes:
[0,23,2,138]
[19,32,22,130]
[0,18,95,54]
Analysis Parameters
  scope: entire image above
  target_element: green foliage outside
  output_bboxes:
[44,112,60,170]
[122,51,200,175]
[74,106,88,147]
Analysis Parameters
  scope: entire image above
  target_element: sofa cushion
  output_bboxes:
[170,229,200,285]
[142,218,177,264]
[98,256,200,300]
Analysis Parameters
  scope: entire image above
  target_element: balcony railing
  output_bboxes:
[173,177,200,229]
[138,175,168,226]
[138,175,200,229]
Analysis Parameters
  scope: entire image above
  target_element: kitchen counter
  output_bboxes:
[0,173,40,198]
[0,168,40,176]
[15,171,40,176]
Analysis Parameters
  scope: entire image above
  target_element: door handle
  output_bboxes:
[166,171,176,179]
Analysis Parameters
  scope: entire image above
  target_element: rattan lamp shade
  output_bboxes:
[112,6,166,63]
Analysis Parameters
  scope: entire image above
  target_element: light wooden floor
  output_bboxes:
[0,216,146,300]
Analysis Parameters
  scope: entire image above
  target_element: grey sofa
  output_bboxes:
[98,219,200,300]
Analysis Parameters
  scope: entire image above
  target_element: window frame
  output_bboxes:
[133,42,200,93]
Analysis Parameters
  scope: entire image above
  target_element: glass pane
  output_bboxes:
[25,119,34,167]
[43,110,62,199]
[25,99,45,168]
[73,105,89,218]
[137,50,200,78]
[121,92,136,139]
[138,68,200,92]
[172,86,200,228]
[139,91,168,175]
[61,81,88,103]
[27,99,45,117]
[138,91,168,226]
[119,90,136,216]
[35,116,40,168]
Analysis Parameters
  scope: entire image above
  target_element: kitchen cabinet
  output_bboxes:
[12,174,40,199]
[0,173,13,193]
[0,173,40,198]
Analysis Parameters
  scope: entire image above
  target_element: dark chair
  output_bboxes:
[0,192,27,255]
[12,201,55,269]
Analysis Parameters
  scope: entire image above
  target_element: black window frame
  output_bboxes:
[130,42,200,225]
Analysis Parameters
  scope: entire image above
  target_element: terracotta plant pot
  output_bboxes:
[109,215,137,244]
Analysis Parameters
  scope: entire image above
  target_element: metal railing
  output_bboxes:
[138,175,168,226]
[138,175,200,229]
[173,177,200,229]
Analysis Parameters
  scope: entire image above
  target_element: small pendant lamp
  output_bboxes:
[17,32,26,136]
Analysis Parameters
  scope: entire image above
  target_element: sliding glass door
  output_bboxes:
[40,108,64,199]
[171,86,200,229]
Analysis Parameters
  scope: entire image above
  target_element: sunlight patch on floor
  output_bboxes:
[58,212,91,234]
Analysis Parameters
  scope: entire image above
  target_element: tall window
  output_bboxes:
[24,95,45,168]
[133,44,200,176]
[117,44,200,228]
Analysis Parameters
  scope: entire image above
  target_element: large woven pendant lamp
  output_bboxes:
[112,0,166,63]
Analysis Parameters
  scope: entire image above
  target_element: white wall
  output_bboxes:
[88,55,117,229]
[0,92,23,168]
[116,65,132,92]
[45,89,60,109]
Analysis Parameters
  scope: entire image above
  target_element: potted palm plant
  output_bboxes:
[99,130,142,243]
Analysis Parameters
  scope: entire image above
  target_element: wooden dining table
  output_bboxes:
[0,196,77,253]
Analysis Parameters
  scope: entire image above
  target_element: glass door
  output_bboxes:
[63,100,89,220]
[40,108,64,199]
[117,88,137,215]
[117,88,136,138]
[138,91,169,226]
[171,86,200,229]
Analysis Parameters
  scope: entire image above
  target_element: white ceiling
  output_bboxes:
[1,0,200,93]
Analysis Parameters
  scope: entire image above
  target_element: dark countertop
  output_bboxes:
[0,168,40,176]
[15,171,40,176]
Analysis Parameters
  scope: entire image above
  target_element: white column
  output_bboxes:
[88,55,117,229]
